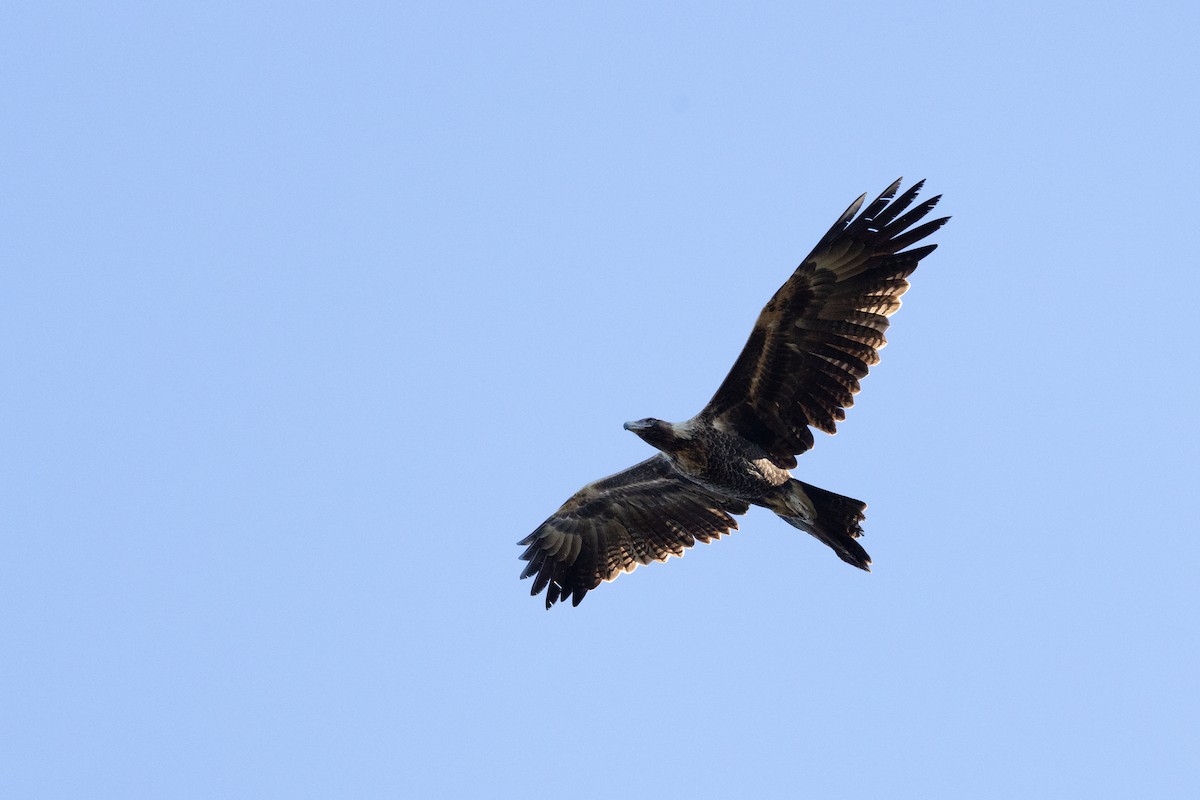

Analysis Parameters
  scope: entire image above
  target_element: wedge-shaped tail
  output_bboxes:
[780,480,871,570]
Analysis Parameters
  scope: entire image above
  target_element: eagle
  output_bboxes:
[519,179,948,608]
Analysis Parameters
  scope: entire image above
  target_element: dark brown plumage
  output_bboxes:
[519,179,949,608]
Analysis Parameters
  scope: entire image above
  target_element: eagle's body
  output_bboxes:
[520,179,949,608]
[635,418,791,500]
[631,418,812,517]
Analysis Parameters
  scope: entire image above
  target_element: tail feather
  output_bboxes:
[782,480,871,571]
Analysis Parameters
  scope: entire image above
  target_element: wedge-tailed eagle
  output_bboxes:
[519,179,948,608]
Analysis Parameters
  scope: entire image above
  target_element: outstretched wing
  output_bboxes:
[518,455,749,609]
[699,178,949,469]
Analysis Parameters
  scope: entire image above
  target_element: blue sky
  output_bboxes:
[3,2,1198,798]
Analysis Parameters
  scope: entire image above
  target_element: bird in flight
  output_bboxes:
[519,179,949,608]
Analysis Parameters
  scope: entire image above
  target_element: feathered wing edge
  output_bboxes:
[700,178,950,468]
[518,456,749,609]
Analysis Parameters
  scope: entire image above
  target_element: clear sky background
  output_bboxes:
[3,2,1198,798]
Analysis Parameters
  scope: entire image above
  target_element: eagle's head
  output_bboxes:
[623,418,685,451]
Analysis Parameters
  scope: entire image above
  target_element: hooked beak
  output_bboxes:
[623,420,649,432]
